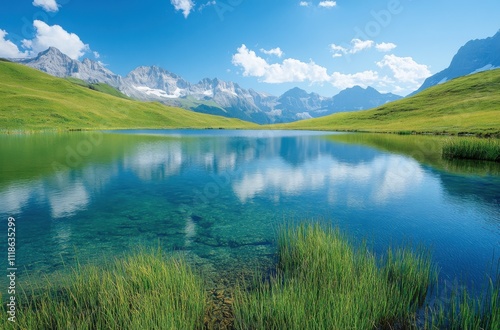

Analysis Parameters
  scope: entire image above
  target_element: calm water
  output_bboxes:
[0,130,499,288]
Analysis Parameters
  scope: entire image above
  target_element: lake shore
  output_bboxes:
[1,223,498,329]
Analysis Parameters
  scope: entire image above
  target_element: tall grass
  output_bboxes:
[1,225,497,329]
[427,278,499,329]
[0,249,206,329]
[443,138,500,162]
[233,223,437,329]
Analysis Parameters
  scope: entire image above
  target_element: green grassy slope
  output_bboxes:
[276,69,500,136]
[65,77,131,99]
[0,62,257,132]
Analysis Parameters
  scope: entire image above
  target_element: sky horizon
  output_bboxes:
[1,0,499,97]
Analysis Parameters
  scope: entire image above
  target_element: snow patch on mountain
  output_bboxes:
[134,86,184,99]
[470,64,499,75]
[14,47,407,124]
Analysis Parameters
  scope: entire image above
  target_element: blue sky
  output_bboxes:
[1,0,499,96]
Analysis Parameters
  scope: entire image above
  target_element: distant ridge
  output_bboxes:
[14,48,403,124]
[0,61,257,131]
[412,30,500,95]
[279,69,500,136]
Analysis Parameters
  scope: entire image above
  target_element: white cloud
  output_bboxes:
[376,42,397,52]
[330,38,374,57]
[232,45,270,78]
[32,0,59,12]
[351,39,374,53]
[232,44,380,89]
[330,44,347,53]
[232,44,430,94]
[0,30,30,58]
[376,54,431,85]
[171,0,195,18]
[22,20,89,59]
[319,1,337,8]
[232,45,330,84]
[330,71,379,89]
[93,51,100,59]
[265,58,331,83]
[299,1,311,6]
[198,1,216,11]
[260,47,284,58]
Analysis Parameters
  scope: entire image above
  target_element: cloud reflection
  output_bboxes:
[233,154,424,205]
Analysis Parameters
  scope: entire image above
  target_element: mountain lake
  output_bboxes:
[1,130,499,292]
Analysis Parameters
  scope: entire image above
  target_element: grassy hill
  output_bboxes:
[276,69,500,136]
[0,62,257,132]
[65,77,132,100]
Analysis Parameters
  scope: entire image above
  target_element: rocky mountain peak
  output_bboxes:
[14,47,406,124]
[412,30,500,95]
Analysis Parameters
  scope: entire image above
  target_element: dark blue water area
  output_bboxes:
[0,130,498,293]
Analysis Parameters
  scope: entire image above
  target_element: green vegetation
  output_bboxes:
[276,69,500,136]
[65,77,131,99]
[443,137,500,162]
[326,133,500,175]
[428,280,499,329]
[233,223,436,329]
[0,62,257,132]
[0,250,206,329]
[1,224,498,329]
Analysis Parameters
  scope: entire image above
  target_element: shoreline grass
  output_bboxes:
[443,137,500,162]
[0,250,206,329]
[427,278,499,329]
[233,223,436,329]
[1,224,498,329]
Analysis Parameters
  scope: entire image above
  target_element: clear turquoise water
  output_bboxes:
[0,130,498,288]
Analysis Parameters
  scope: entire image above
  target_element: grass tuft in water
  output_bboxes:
[427,278,499,329]
[233,223,437,329]
[443,138,500,162]
[0,249,206,329]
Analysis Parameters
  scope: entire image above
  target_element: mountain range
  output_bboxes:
[15,47,401,124]
[12,30,500,123]
[412,30,500,95]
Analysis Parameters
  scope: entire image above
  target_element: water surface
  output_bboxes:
[0,130,498,288]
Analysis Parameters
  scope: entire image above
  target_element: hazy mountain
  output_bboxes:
[327,86,402,113]
[14,47,404,124]
[412,30,500,95]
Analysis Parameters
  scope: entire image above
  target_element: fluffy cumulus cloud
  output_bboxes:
[233,44,430,95]
[232,44,379,89]
[376,54,430,84]
[264,58,330,83]
[299,1,311,6]
[331,39,398,57]
[376,42,397,52]
[32,0,59,12]
[351,39,374,53]
[318,1,337,8]
[170,0,195,18]
[232,45,270,78]
[22,20,89,59]
[0,30,30,58]
[260,47,284,58]
[232,45,329,84]
[330,71,379,90]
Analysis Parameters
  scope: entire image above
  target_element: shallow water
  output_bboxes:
[0,130,498,288]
